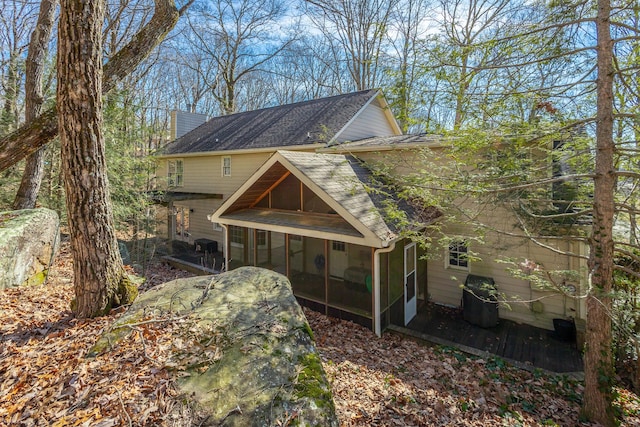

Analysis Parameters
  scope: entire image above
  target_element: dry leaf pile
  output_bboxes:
[306,310,640,426]
[1,241,639,426]
[0,243,198,426]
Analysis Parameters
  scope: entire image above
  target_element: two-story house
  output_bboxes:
[157,89,588,339]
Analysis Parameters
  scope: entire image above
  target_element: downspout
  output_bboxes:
[373,240,396,337]
[221,224,229,271]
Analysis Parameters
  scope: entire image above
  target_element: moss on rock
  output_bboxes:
[117,274,140,306]
[23,269,48,287]
[0,208,59,290]
[295,353,335,412]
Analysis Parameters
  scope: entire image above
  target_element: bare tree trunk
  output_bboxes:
[582,0,616,425]
[0,53,21,135]
[58,0,133,318]
[0,0,193,173]
[13,0,58,210]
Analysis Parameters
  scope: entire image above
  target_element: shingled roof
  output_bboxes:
[164,89,381,155]
[213,150,441,247]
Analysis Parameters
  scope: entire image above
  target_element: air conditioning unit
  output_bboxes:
[194,238,218,253]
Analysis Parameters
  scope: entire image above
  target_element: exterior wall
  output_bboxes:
[338,102,398,142]
[426,203,586,331]
[359,148,588,331]
[158,152,273,254]
[161,152,272,196]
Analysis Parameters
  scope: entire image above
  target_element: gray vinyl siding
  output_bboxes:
[338,103,398,142]
[171,110,208,139]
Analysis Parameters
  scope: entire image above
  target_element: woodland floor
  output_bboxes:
[1,240,639,426]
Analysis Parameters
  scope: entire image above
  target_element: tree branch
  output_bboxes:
[0,0,194,172]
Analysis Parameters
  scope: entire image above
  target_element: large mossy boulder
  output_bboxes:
[0,208,60,290]
[92,267,338,426]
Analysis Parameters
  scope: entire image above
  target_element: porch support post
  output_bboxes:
[374,241,396,337]
[285,234,290,277]
[324,239,329,315]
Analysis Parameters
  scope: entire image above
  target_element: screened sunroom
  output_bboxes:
[210,150,433,334]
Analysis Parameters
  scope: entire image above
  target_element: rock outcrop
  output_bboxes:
[0,208,60,290]
[92,267,338,426]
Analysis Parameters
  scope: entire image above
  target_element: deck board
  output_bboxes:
[404,303,583,373]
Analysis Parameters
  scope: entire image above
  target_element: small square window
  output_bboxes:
[222,156,231,177]
[448,240,468,270]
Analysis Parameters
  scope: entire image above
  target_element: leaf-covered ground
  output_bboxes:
[1,241,639,426]
[306,309,640,426]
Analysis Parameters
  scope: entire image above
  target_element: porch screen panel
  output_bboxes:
[388,244,404,303]
[379,252,390,329]
[266,232,286,274]
[328,243,372,317]
[229,225,247,269]
[417,245,427,301]
[303,185,333,214]
[288,235,326,303]
[271,174,301,210]
[388,242,405,325]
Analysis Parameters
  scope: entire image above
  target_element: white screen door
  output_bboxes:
[404,243,417,325]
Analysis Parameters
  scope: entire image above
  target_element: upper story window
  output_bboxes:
[447,240,469,270]
[168,159,184,187]
[222,156,231,177]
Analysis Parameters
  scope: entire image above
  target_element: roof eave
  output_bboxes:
[156,143,326,158]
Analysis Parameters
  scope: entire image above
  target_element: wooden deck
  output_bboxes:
[395,302,583,374]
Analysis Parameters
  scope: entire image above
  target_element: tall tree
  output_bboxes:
[384,0,432,132]
[304,0,399,91]
[582,0,616,422]
[58,0,129,317]
[0,0,194,317]
[181,0,294,114]
[0,0,38,135]
[12,0,57,210]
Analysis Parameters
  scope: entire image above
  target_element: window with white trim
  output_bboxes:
[168,159,183,187]
[447,240,468,270]
[222,156,231,177]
